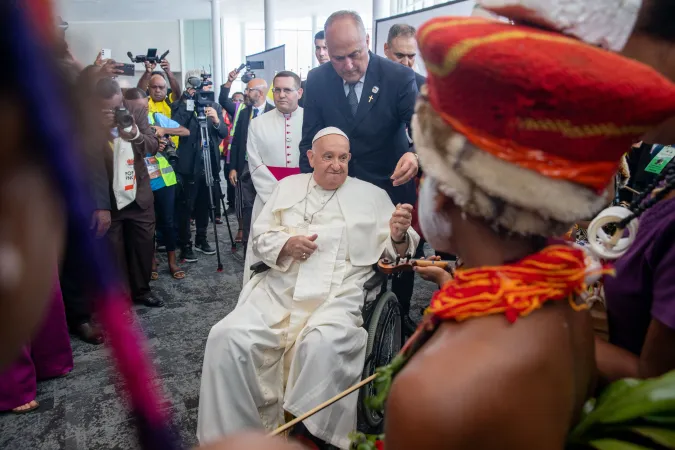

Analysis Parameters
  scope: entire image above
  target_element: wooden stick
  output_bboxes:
[269,373,378,436]
[413,260,450,269]
[621,185,640,195]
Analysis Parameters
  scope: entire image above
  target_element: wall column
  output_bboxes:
[211,0,223,95]
[264,0,276,49]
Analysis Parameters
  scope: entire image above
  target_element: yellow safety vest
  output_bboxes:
[148,114,177,188]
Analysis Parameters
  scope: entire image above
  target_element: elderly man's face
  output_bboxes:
[308,134,351,190]
[148,75,168,103]
[326,18,370,84]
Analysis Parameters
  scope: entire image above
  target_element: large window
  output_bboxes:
[395,0,448,14]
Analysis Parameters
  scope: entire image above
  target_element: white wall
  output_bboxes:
[66,21,182,87]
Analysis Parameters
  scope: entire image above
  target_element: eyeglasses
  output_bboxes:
[273,88,297,95]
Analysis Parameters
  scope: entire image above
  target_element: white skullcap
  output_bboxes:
[312,127,349,144]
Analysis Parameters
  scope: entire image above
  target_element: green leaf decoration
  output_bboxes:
[631,427,675,447]
[588,439,651,450]
[569,370,675,440]
[365,354,407,412]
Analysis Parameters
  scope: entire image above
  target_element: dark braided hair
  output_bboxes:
[618,162,675,228]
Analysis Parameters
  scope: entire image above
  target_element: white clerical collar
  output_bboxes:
[276,108,298,119]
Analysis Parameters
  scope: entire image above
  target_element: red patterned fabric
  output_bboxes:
[427,245,611,323]
[417,17,675,192]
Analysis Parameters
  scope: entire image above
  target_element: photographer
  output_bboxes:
[137,57,181,106]
[171,70,229,262]
[125,88,188,281]
[97,77,163,308]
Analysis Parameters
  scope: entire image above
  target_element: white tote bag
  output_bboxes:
[112,137,137,209]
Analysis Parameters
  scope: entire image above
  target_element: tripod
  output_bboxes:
[198,111,224,272]
[220,193,237,252]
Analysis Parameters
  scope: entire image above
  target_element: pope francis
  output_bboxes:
[198,127,419,448]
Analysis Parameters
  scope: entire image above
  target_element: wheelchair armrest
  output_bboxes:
[364,271,387,292]
[250,261,271,275]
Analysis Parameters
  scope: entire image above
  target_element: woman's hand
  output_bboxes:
[414,256,453,287]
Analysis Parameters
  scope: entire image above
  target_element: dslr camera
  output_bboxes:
[114,106,134,132]
[127,48,170,64]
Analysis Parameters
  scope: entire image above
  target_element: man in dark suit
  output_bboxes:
[300,11,419,206]
[299,10,420,337]
[228,78,274,255]
[299,30,330,108]
[172,72,230,261]
[384,23,426,90]
[97,77,163,307]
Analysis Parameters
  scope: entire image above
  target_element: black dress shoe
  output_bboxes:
[138,295,165,308]
[74,321,104,345]
[402,315,419,338]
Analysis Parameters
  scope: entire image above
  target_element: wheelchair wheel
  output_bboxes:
[357,291,402,433]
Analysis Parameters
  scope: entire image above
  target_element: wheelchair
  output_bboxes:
[249,261,403,435]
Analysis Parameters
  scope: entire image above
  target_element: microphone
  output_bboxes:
[127,51,134,62]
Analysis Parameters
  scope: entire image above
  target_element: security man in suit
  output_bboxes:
[384,23,426,90]
[299,10,420,332]
[229,78,275,256]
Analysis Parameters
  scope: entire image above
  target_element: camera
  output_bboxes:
[186,73,216,113]
[163,138,179,165]
[114,107,134,131]
[241,61,264,84]
[127,48,170,64]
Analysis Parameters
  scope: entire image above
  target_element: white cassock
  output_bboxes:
[243,108,303,282]
[198,173,419,449]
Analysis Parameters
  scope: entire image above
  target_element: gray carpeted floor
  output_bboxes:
[0,215,436,450]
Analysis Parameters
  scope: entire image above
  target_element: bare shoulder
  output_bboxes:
[385,315,585,449]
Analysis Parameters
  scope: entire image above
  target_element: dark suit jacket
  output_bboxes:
[230,102,275,175]
[415,72,426,91]
[218,85,237,119]
[298,79,307,108]
[104,105,159,212]
[300,53,419,205]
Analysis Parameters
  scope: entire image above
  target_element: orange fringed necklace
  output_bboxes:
[427,244,610,324]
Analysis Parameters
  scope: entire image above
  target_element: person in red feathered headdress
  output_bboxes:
[377,17,675,450]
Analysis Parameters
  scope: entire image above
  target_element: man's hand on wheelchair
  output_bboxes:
[281,234,318,261]
[414,256,454,287]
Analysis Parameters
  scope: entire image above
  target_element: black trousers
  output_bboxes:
[60,229,95,328]
[177,174,211,248]
[153,185,177,252]
[238,165,256,256]
[107,203,155,303]
[391,271,415,317]
[224,161,236,210]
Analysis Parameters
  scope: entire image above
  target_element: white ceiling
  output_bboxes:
[55,0,372,23]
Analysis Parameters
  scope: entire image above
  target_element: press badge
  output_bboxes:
[645,146,675,174]
[186,99,195,112]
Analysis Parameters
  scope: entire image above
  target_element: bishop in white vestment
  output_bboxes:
[243,72,304,281]
[198,128,419,449]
